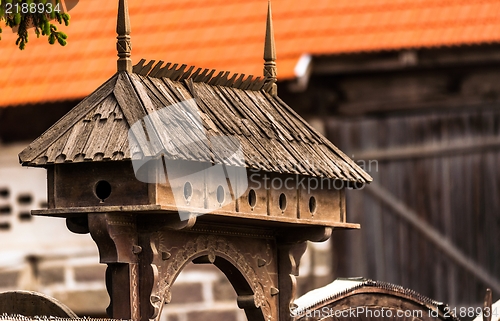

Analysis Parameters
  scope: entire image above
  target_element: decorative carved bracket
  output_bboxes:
[88,213,138,264]
[88,213,140,320]
[139,228,277,321]
[277,242,308,321]
[86,214,332,321]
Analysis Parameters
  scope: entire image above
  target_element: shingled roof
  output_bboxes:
[18,0,372,184]
[18,66,371,184]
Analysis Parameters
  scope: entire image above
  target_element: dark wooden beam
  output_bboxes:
[352,136,500,161]
[313,44,500,76]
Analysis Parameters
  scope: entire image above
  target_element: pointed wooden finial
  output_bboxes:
[117,0,132,72]
[264,0,277,95]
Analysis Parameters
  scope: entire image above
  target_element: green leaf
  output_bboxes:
[56,36,66,46]
[14,13,21,25]
[61,13,70,26]
[42,20,49,35]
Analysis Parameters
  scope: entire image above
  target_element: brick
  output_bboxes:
[0,271,18,288]
[74,265,106,282]
[170,282,204,304]
[39,267,64,285]
[165,314,180,321]
[213,277,237,302]
[187,310,238,321]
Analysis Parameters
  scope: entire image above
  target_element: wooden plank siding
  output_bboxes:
[326,107,500,306]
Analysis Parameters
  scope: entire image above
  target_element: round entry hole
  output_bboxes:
[95,181,112,202]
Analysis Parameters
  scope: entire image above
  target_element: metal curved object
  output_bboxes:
[293,278,460,321]
[0,291,78,318]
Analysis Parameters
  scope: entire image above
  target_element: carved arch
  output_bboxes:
[141,232,277,321]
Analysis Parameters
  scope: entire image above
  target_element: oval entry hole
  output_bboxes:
[279,193,287,212]
[95,181,112,202]
[309,196,317,214]
[248,189,257,208]
[184,182,193,201]
[216,185,225,204]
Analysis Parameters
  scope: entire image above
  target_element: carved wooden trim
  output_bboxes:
[105,263,140,320]
[88,213,141,320]
[140,231,278,321]
[263,0,277,95]
[87,213,331,321]
[277,242,307,321]
[117,0,132,72]
[88,213,138,264]
[130,263,140,321]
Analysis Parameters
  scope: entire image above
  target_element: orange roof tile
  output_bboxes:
[2,0,500,107]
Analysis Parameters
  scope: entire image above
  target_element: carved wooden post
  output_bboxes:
[88,214,140,320]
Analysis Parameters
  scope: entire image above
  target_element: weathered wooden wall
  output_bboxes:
[327,108,500,307]
[280,45,500,307]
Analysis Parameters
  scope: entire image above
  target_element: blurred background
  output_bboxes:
[1,1,499,320]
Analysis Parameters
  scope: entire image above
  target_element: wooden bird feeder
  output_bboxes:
[19,1,371,321]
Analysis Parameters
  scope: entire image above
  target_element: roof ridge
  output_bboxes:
[132,59,268,91]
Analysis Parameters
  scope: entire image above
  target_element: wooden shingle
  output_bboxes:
[19,67,372,184]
